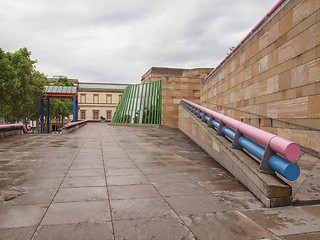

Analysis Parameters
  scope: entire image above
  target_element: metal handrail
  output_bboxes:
[204,0,286,82]
[63,119,102,128]
[181,98,300,181]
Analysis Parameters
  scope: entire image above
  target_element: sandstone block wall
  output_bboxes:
[141,68,212,127]
[202,0,320,153]
[162,76,202,127]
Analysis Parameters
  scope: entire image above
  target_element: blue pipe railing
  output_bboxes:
[182,100,300,181]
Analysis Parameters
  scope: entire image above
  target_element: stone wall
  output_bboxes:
[201,0,320,153]
[141,68,213,127]
[162,76,202,126]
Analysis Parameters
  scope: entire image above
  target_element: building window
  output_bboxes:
[106,94,112,104]
[80,111,86,120]
[119,94,122,103]
[93,94,99,104]
[93,110,99,120]
[80,94,86,103]
[106,110,112,120]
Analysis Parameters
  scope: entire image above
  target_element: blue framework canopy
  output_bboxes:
[44,85,77,98]
[41,85,78,133]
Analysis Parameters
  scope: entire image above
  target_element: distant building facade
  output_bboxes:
[77,82,128,121]
[47,77,128,131]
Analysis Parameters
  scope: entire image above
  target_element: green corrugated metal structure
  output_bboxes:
[112,79,162,125]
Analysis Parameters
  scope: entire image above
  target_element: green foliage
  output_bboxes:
[141,106,157,124]
[227,46,235,55]
[49,77,74,123]
[0,47,48,123]
[122,113,131,123]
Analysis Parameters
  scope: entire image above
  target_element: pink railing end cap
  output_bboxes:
[285,142,301,161]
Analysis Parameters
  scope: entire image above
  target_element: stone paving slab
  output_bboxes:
[41,201,111,225]
[53,187,108,203]
[0,123,319,239]
[241,205,320,237]
[33,223,114,240]
[113,216,195,240]
[181,211,280,240]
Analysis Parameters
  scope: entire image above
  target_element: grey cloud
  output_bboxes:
[1,0,279,83]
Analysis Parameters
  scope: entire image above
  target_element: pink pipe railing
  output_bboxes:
[204,0,286,82]
[0,123,28,133]
[64,120,85,128]
[63,119,103,128]
[181,99,300,161]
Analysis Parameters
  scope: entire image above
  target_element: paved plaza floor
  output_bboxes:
[0,123,319,240]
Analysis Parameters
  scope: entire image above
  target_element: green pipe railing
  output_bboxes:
[112,79,162,125]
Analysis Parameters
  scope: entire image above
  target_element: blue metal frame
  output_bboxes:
[47,99,50,133]
[40,95,78,134]
[41,98,44,134]
[73,96,78,122]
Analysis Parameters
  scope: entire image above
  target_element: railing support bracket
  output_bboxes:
[217,120,225,136]
[232,129,243,150]
[258,144,276,175]
[208,116,214,128]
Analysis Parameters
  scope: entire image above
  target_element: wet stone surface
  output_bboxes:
[0,123,319,239]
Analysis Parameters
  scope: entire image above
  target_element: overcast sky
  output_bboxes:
[1,0,278,84]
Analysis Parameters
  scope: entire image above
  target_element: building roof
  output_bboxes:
[45,85,77,94]
[78,82,129,90]
[141,67,214,82]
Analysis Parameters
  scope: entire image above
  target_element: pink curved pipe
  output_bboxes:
[181,99,301,161]
[241,31,253,43]
[226,51,233,59]
[64,120,85,128]
[267,0,285,16]
[63,119,102,128]
[203,0,286,83]
[0,123,27,133]
[252,16,267,32]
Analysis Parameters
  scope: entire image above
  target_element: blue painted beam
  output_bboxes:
[73,96,78,122]
[238,136,300,181]
[41,98,44,134]
[269,155,300,181]
[222,126,236,139]
[47,99,50,133]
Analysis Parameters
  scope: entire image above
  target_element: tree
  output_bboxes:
[0,48,48,123]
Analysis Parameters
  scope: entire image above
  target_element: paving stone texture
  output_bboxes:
[0,123,319,240]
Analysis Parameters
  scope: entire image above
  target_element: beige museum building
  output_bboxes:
[48,78,128,131]
[77,82,128,121]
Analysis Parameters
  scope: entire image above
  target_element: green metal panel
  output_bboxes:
[115,87,126,123]
[112,79,162,125]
